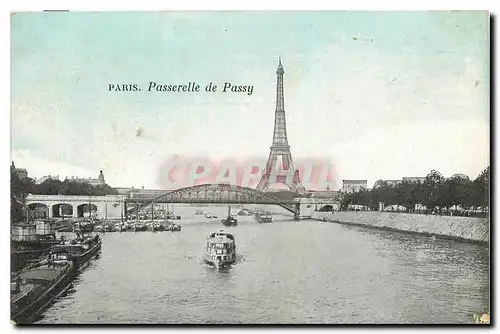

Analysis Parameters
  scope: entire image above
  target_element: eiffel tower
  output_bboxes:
[256,58,305,193]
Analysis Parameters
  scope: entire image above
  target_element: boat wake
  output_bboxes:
[198,253,245,270]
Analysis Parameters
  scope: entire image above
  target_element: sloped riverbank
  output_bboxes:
[312,211,489,244]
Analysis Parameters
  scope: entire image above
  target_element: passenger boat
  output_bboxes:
[195,210,204,215]
[204,213,218,219]
[255,212,273,223]
[203,230,236,268]
[221,206,238,226]
[10,256,74,324]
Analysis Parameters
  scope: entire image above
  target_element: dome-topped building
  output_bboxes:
[65,170,107,186]
[98,170,105,184]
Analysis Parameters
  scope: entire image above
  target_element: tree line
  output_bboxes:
[340,167,489,213]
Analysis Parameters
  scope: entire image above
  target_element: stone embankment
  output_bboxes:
[312,211,489,244]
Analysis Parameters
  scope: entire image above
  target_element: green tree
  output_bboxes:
[436,179,452,209]
[32,179,63,195]
[396,181,421,212]
[10,170,36,224]
[380,184,397,206]
[371,181,396,209]
[463,181,479,211]
[31,179,119,196]
[473,166,489,211]
[340,192,352,210]
[423,169,445,211]
[447,175,471,210]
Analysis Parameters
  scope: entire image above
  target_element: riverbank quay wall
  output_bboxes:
[312,211,489,244]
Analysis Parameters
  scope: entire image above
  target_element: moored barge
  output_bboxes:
[255,212,273,223]
[11,256,74,324]
[48,234,102,272]
[11,221,61,273]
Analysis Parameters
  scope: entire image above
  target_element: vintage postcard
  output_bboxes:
[10,11,490,324]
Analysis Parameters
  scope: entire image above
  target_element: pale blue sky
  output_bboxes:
[11,11,489,189]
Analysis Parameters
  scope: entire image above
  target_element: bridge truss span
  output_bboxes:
[128,184,299,215]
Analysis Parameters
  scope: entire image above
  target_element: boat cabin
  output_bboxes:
[34,220,57,240]
[206,232,235,259]
[208,231,234,240]
[49,244,83,259]
[11,224,37,242]
[51,236,99,256]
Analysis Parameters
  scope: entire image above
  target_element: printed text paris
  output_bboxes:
[108,82,254,95]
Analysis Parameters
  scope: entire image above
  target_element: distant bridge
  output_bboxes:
[25,194,126,220]
[124,184,300,216]
[24,185,340,221]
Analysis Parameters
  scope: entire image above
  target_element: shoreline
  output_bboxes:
[311,211,489,246]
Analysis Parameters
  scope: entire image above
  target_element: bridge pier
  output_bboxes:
[47,206,53,219]
[150,201,154,221]
[124,202,128,221]
[294,203,300,220]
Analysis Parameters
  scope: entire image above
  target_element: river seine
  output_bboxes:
[35,205,489,324]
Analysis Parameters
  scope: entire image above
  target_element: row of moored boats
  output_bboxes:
[11,232,102,324]
[93,221,181,233]
[197,207,274,227]
[11,206,274,324]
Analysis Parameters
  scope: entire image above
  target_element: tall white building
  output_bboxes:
[65,170,106,186]
[36,175,60,184]
[342,180,368,193]
[402,176,426,183]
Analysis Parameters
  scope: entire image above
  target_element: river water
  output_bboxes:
[35,204,489,324]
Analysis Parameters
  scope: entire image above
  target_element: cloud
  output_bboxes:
[330,117,489,187]
[10,12,489,190]
[11,149,96,181]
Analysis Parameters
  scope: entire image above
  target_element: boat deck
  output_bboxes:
[208,236,234,243]
[10,284,36,303]
[18,266,66,281]
[11,263,70,302]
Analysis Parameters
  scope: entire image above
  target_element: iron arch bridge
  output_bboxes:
[125,184,300,216]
